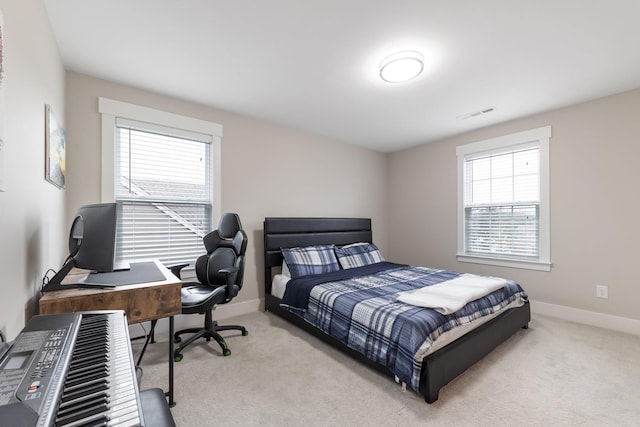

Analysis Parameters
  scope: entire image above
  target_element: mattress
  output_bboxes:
[270,272,525,357]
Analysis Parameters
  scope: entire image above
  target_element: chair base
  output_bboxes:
[173,309,247,360]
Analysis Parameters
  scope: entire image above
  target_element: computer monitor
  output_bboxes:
[71,203,117,272]
[42,203,117,292]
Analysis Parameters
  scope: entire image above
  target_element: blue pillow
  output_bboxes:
[335,243,384,269]
[281,244,340,279]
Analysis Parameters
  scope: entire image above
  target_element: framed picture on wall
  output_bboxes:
[0,10,5,192]
[45,104,66,189]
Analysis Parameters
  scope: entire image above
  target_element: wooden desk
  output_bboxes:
[39,260,181,406]
[39,260,181,323]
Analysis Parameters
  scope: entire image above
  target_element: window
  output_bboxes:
[99,98,222,267]
[456,126,551,271]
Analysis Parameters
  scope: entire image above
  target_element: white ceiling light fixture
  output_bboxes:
[379,50,425,83]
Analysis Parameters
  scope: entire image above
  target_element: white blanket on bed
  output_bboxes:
[396,274,507,315]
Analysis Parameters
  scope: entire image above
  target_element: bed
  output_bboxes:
[263,217,530,403]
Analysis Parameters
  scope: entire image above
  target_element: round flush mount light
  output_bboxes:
[379,50,424,83]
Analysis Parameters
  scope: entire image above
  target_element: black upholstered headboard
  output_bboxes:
[263,217,372,294]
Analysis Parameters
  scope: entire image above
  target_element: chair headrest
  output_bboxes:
[202,213,246,255]
[218,213,242,239]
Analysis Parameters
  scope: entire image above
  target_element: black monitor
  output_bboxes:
[42,203,117,292]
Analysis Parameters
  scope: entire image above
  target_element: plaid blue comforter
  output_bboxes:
[280,262,528,391]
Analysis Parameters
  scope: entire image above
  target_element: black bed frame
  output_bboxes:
[263,217,530,403]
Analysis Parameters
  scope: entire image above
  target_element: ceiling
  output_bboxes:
[43,0,640,153]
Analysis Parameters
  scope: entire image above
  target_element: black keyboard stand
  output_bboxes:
[136,319,158,367]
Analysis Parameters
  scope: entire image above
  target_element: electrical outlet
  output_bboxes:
[596,285,609,299]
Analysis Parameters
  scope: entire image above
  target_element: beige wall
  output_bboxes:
[65,72,389,318]
[0,0,66,338]
[389,88,640,321]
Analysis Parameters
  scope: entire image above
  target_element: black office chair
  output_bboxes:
[169,213,248,361]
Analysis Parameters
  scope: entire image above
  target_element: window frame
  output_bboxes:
[98,97,222,267]
[456,126,551,271]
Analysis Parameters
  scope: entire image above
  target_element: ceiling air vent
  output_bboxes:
[456,106,495,120]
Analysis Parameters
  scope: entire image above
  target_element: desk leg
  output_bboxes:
[167,316,176,407]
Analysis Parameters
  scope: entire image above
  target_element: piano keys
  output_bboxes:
[0,311,144,427]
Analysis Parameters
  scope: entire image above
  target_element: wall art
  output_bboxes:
[0,10,5,191]
[45,104,66,189]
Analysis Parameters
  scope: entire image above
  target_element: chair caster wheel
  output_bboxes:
[174,354,183,362]
[223,349,231,357]
[242,330,249,336]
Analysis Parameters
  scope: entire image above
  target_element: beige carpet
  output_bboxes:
[133,311,640,427]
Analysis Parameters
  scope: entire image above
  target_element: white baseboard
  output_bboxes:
[214,298,262,320]
[530,299,640,337]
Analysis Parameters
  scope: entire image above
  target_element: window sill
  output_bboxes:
[456,254,552,272]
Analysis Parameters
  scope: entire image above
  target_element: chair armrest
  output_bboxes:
[218,267,239,275]
[219,266,240,297]
[167,263,189,279]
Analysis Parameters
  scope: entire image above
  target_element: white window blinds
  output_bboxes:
[115,119,212,267]
[463,145,539,259]
[456,126,551,271]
